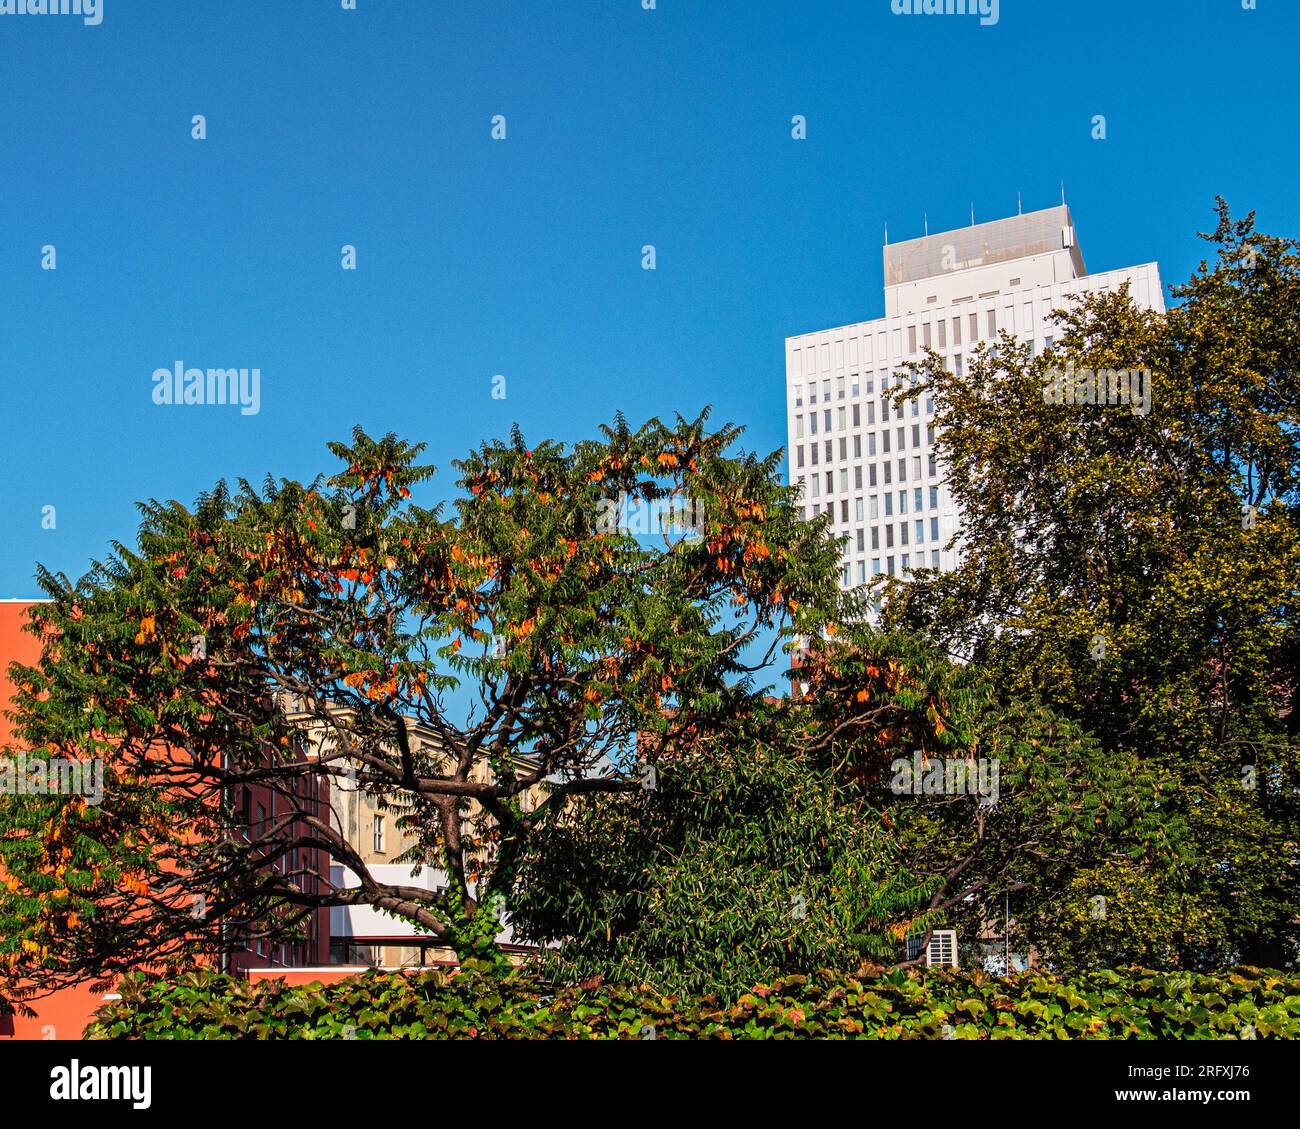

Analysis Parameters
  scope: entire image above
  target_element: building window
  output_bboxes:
[852,404,860,427]
[794,384,802,407]
[856,498,865,521]
[839,437,848,460]
[931,517,939,541]
[823,410,832,431]
[952,317,962,345]
[882,431,890,454]
[809,413,817,435]
[871,528,880,551]
[928,454,937,477]
[932,550,940,569]
[899,490,908,514]
[869,465,877,487]
[913,424,921,447]
[969,312,979,340]
[930,486,939,509]
[853,435,862,458]
[886,525,894,548]
[868,434,877,456]
[796,446,804,469]
[915,519,925,544]
[898,459,907,481]
[838,407,847,432]
[884,463,892,485]
[870,495,879,519]
[907,326,917,354]
[884,494,893,517]
[856,529,865,551]
[872,559,881,575]
[854,466,862,489]
[841,498,849,522]
[914,487,923,511]
[374,816,385,853]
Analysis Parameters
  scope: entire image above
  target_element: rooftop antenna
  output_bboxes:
[884,223,889,246]
[970,202,975,227]
[1061,180,1067,206]
[924,212,929,237]
[1018,191,1023,215]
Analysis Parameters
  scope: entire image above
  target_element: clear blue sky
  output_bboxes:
[2,0,1297,598]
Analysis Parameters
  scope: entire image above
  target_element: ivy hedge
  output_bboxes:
[85,963,1300,1039]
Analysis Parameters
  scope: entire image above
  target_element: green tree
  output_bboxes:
[0,411,840,1006]
[881,200,1300,969]
[509,701,932,998]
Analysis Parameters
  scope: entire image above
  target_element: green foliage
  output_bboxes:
[87,964,1300,1040]
[1,410,843,1001]
[509,709,934,997]
[879,200,1300,969]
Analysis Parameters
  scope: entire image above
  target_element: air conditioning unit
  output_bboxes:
[905,929,959,967]
[927,930,959,968]
[1062,226,1076,249]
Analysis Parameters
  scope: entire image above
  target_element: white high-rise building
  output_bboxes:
[784,204,1164,592]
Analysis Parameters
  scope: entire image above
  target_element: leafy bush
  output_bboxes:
[87,964,1300,1040]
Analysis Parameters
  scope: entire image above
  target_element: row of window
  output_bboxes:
[793,394,931,438]
[795,423,937,469]
[793,301,1059,385]
[800,453,939,498]
[840,550,944,586]
[806,487,942,522]
[791,330,1058,413]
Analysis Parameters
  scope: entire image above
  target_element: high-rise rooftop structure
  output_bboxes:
[784,204,1164,591]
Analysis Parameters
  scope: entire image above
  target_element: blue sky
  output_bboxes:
[2,0,1297,603]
